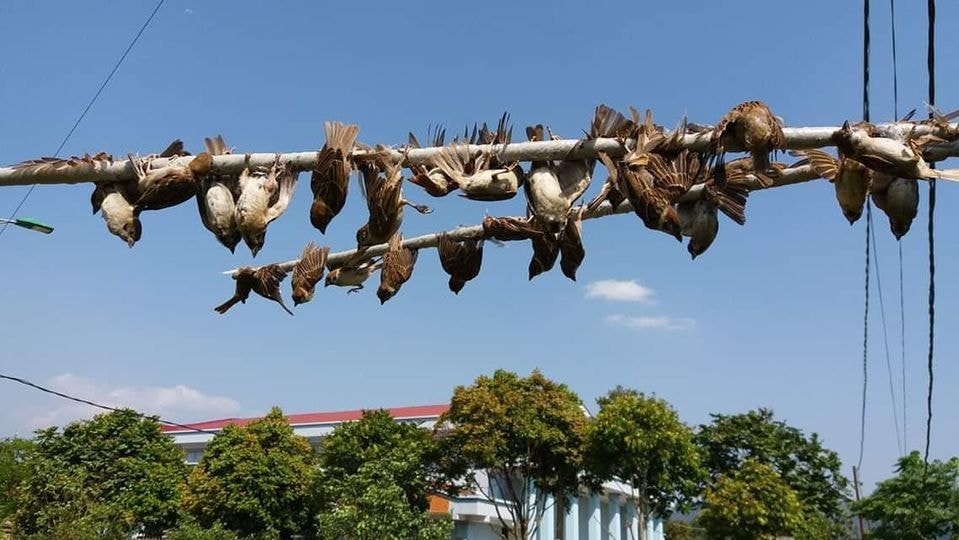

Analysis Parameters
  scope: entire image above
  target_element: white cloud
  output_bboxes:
[24,374,241,431]
[606,314,696,331]
[184,8,194,15]
[585,279,656,303]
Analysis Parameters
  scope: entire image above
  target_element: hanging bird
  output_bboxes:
[377,233,418,304]
[480,216,559,280]
[677,198,719,259]
[91,180,142,248]
[325,258,382,294]
[527,227,560,280]
[406,126,457,197]
[235,156,298,257]
[214,264,293,316]
[129,151,212,212]
[431,114,525,202]
[584,106,640,215]
[356,153,431,250]
[711,101,785,187]
[482,215,539,241]
[559,209,585,281]
[197,135,241,252]
[437,233,484,294]
[311,121,360,233]
[871,175,919,239]
[790,148,871,224]
[833,121,959,182]
[291,242,330,306]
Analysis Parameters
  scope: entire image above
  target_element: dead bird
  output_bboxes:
[91,180,142,248]
[355,151,431,250]
[791,148,871,224]
[235,155,297,257]
[215,264,293,316]
[325,258,382,294]
[711,101,785,187]
[291,242,330,306]
[311,121,360,233]
[196,135,241,252]
[377,233,418,304]
[437,233,484,294]
[129,151,212,212]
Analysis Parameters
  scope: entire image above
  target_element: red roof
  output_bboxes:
[160,404,450,433]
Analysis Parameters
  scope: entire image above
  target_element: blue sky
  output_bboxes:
[0,1,956,491]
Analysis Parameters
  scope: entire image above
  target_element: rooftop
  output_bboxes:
[160,404,450,433]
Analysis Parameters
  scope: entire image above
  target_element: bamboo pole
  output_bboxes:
[224,164,820,276]
[1,121,957,187]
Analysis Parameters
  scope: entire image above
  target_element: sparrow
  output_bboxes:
[480,216,559,280]
[235,155,298,257]
[129,150,212,212]
[430,114,525,201]
[677,198,719,259]
[325,258,382,294]
[91,180,142,248]
[214,264,294,316]
[437,233,484,294]
[790,148,871,224]
[196,135,241,252]
[406,126,457,197]
[291,241,330,306]
[585,107,649,215]
[14,151,114,173]
[711,101,785,187]
[356,152,431,250]
[871,175,919,239]
[377,233,418,304]
[833,121,959,182]
[559,208,586,281]
[310,121,360,233]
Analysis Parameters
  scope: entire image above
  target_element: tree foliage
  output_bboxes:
[0,437,33,522]
[696,459,803,540]
[182,407,318,539]
[695,408,848,527]
[852,451,959,539]
[13,409,186,538]
[316,409,450,539]
[585,388,703,539]
[436,369,588,539]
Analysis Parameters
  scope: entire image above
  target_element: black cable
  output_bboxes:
[871,219,903,456]
[899,243,907,450]
[859,202,872,470]
[863,0,871,123]
[0,0,167,238]
[0,373,215,434]
[923,0,935,467]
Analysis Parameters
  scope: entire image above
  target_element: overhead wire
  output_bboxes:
[857,0,871,473]
[0,0,167,238]
[869,216,903,456]
[923,0,936,466]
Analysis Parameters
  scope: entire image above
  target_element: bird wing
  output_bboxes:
[293,242,329,288]
[791,149,838,181]
[265,162,298,223]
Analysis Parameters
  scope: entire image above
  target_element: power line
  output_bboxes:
[899,243,907,450]
[857,0,871,473]
[889,0,900,120]
[0,0,167,238]
[870,220,903,456]
[923,0,936,467]
[0,373,215,435]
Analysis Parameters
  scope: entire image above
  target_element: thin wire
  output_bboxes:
[889,0,900,120]
[857,0,871,473]
[0,373,215,434]
[870,220,903,456]
[923,0,935,467]
[859,202,872,470]
[0,0,167,238]
[899,243,907,450]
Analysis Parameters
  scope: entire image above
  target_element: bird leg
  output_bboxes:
[402,199,433,214]
[347,285,364,294]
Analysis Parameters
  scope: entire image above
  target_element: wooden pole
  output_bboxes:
[852,465,867,539]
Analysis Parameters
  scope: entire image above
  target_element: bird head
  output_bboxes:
[355,224,371,247]
[376,284,396,304]
[843,208,863,225]
[891,220,911,240]
[324,269,340,287]
[663,207,684,242]
[188,152,214,176]
[292,287,313,306]
[221,232,242,253]
[121,218,142,248]
[244,231,266,257]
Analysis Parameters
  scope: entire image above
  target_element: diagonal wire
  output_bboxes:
[871,223,903,456]
[0,0,166,238]
[858,203,872,470]
[0,373,215,434]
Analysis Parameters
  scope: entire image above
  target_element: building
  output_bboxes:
[163,404,665,540]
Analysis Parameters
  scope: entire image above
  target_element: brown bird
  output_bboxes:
[197,135,241,252]
[790,149,871,224]
[91,180,142,248]
[833,121,959,182]
[325,258,382,294]
[437,233,484,294]
[129,151,212,212]
[377,233,418,304]
[871,175,919,239]
[311,121,360,233]
[356,153,431,250]
[677,198,718,259]
[712,101,785,187]
[291,242,330,306]
[235,156,298,257]
[406,126,457,197]
[215,264,294,316]
[559,208,585,281]
[430,115,525,202]
[480,216,559,280]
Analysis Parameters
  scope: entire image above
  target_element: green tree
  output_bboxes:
[0,437,33,522]
[316,409,451,539]
[696,459,803,540]
[852,451,959,539]
[696,408,849,531]
[182,407,318,539]
[13,409,186,538]
[436,369,589,539]
[585,388,704,540]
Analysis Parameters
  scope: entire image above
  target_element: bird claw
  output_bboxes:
[347,286,363,294]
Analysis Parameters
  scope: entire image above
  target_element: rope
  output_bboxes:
[0,373,215,434]
[858,202,872,470]
[923,0,935,467]
[0,0,167,238]
[899,243,907,450]
[871,219,903,456]
[889,0,899,120]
